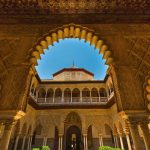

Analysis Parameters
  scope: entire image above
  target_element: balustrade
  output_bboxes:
[31,91,114,105]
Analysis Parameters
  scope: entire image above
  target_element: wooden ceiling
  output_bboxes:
[0,0,150,23]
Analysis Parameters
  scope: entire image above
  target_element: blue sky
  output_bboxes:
[36,38,108,80]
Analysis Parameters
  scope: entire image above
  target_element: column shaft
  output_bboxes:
[14,135,20,150]
[53,90,55,103]
[119,135,124,150]
[29,136,33,149]
[85,135,88,150]
[115,135,119,148]
[90,91,92,102]
[83,136,86,150]
[129,123,143,150]
[27,137,31,150]
[80,90,82,102]
[45,136,47,146]
[0,122,14,150]
[58,136,61,150]
[21,136,26,150]
[125,134,132,150]
[140,123,150,150]
[60,136,63,150]
[99,135,103,147]
[45,91,47,103]
[114,136,117,148]
[100,136,103,146]
[43,136,45,146]
[99,136,101,147]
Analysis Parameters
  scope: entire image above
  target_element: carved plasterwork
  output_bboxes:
[110,65,146,111]
[64,112,82,132]
[0,38,20,71]
[125,37,150,108]
[0,0,149,15]
[125,38,150,76]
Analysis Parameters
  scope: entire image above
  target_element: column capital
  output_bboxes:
[124,129,130,135]
[119,111,150,125]
[58,134,63,137]
[98,133,103,136]
[83,133,87,136]
[2,119,16,130]
[0,110,25,123]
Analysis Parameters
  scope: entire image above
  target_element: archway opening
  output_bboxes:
[64,88,71,102]
[72,88,80,102]
[35,38,108,80]
[66,125,82,150]
[64,112,82,150]
[55,88,62,103]
[46,88,54,103]
[82,88,90,102]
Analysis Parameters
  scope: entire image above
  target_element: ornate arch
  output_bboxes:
[29,24,114,66]
[64,111,82,129]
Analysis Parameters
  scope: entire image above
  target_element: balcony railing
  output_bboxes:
[30,92,114,106]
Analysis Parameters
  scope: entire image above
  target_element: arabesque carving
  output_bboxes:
[0,0,149,15]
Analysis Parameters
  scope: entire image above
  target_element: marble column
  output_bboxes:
[58,135,60,150]
[83,134,88,150]
[90,91,92,102]
[119,134,124,150]
[140,122,150,150]
[80,90,82,102]
[43,136,47,146]
[0,121,15,150]
[99,135,102,147]
[45,91,47,103]
[83,134,86,150]
[45,136,47,146]
[60,135,63,150]
[53,90,55,103]
[43,136,45,146]
[29,135,33,149]
[21,135,26,150]
[43,136,44,146]
[86,135,88,150]
[14,135,20,150]
[99,134,103,147]
[125,133,132,150]
[115,136,119,148]
[129,122,143,150]
[27,136,31,150]
[113,135,117,148]
[58,134,63,150]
